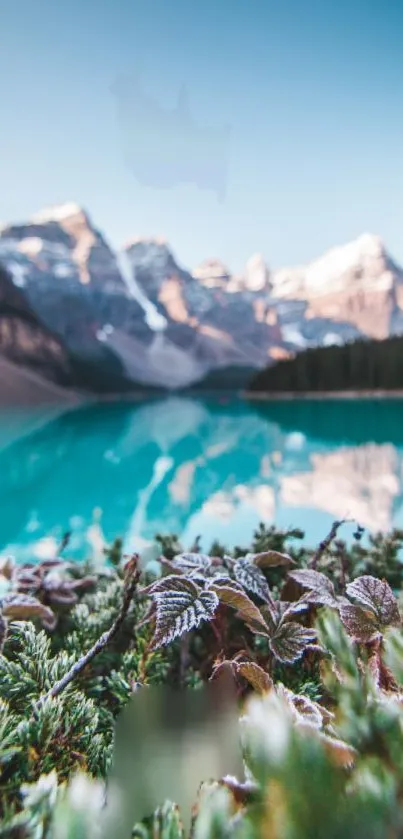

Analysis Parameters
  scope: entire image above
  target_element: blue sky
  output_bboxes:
[0,0,402,271]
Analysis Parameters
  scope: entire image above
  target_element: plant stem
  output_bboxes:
[310,520,347,570]
[33,558,140,713]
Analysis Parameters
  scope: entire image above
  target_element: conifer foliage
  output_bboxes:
[1,524,403,837]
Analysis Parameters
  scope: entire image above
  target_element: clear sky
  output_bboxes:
[1,0,402,272]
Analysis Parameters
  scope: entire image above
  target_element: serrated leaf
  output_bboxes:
[149,577,219,649]
[269,621,317,664]
[209,581,268,633]
[277,685,323,728]
[234,559,272,603]
[288,569,338,607]
[1,594,56,629]
[346,575,401,627]
[172,553,212,573]
[146,574,187,595]
[339,603,381,643]
[251,551,295,568]
[273,600,310,622]
[236,662,273,694]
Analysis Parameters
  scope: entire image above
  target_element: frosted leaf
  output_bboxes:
[269,621,317,664]
[277,685,323,729]
[288,569,338,607]
[234,559,271,603]
[339,603,381,643]
[236,662,273,694]
[346,576,401,627]
[250,550,295,568]
[209,580,268,633]
[1,594,56,629]
[171,553,212,573]
[149,576,219,649]
[272,600,310,622]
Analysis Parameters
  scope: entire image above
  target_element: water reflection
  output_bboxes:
[1,397,403,561]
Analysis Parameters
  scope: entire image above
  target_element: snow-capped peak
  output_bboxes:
[123,235,168,250]
[192,258,230,285]
[30,202,87,224]
[271,233,390,299]
[354,232,384,255]
[243,253,270,292]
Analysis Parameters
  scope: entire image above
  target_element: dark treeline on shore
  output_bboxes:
[248,334,403,393]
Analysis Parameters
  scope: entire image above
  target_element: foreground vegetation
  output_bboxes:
[248,333,403,393]
[1,523,403,836]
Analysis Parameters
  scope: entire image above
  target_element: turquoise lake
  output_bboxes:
[1,397,403,562]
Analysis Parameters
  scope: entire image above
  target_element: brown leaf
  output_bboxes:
[272,600,310,622]
[251,551,296,569]
[236,662,273,694]
[234,559,272,603]
[277,685,324,728]
[171,553,212,573]
[47,589,78,606]
[269,621,317,664]
[288,569,338,607]
[340,603,381,643]
[346,576,401,627]
[209,581,268,633]
[1,594,56,629]
[69,576,98,592]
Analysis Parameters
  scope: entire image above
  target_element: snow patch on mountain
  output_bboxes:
[30,202,86,224]
[116,250,166,331]
[271,233,393,298]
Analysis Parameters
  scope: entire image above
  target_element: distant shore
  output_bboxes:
[244,389,403,401]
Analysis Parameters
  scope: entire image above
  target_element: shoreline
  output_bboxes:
[244,389,403,401]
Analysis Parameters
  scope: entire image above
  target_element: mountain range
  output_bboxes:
[0,202,402,400]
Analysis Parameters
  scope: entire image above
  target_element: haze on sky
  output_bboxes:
[0,0,402,271]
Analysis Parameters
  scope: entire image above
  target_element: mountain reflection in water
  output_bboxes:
[1,397,403,562]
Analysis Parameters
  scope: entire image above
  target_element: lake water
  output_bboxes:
[1,396,403,563]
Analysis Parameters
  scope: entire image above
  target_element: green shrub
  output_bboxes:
[0,523,403,837]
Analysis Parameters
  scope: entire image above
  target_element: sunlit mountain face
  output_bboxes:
[1,204,403,398]
[1,397,403,562]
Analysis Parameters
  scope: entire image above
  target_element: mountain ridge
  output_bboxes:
[0,201,402,400]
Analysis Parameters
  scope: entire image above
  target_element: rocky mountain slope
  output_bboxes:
[0,202,402,398]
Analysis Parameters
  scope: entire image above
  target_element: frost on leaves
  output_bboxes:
[147,576,219,649]
[288,569,339,607]
[339,604,380,644]
[234,559,272,604]
[345,576,401,627]
[339,575,401,643]
[1,594,56,630]
[247,551,295,569]
[208,580,268,632]
[269,621,317,664]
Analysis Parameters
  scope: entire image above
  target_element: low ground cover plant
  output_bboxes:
[1,523,403,837]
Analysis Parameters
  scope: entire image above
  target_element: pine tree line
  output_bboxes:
[248,334,403,393]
